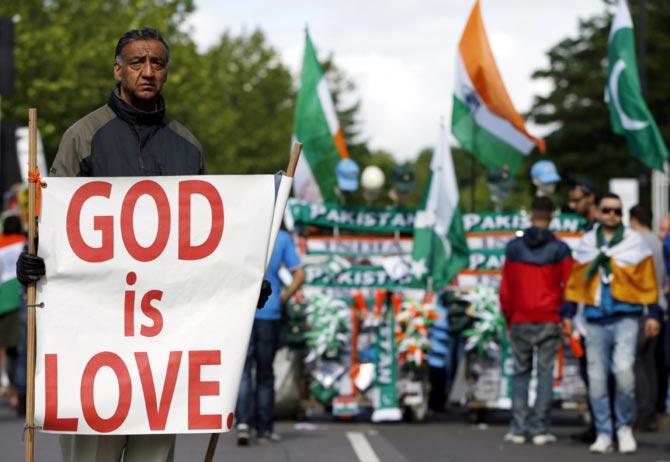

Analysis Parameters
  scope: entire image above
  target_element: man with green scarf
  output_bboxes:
[561,193,662,454]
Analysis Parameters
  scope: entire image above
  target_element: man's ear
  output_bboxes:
[113,63,122,83]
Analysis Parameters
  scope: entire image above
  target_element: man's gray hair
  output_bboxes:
[114,28,170,64]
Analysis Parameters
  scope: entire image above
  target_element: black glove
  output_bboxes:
[16,252,45,286]
[257,279,272,309]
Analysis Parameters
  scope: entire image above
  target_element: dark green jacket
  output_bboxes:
[50,88,203,177]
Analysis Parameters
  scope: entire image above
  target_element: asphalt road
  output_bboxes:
[2,398,670,462]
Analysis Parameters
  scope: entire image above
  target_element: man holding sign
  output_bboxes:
[17,28,273,462]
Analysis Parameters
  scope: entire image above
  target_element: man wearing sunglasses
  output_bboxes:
[561,193,662,454]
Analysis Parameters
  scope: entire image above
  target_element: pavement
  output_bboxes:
[3,398,670,461]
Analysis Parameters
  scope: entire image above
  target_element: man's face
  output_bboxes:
[568,186,592,216]
[599,197,623,229]
[114,39,168,107]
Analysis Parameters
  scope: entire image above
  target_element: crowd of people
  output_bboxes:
[498,178,670,455]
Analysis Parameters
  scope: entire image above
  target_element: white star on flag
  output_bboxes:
[409,258,428,280]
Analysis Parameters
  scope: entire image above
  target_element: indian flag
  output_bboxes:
[452,0,545,173]
[411,126,469,291]
[565,228,658,306]
[293,31,350,203]
[0,234,25,316]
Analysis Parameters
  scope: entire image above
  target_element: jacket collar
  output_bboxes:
[108,87,166,126]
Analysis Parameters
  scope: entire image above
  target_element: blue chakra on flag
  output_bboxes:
[463,87,481,112]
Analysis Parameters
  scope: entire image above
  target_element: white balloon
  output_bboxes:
[361,165,385,190]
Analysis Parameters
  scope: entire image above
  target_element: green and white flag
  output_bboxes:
[0,235,25,316]
[293,31,350,203]
[605,0,668,171]
[411,128,469,290]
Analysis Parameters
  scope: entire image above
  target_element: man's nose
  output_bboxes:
[140,60,154,77]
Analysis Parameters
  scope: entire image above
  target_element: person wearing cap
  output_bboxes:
[334,158,360,204]
[568,179,599,231]
[389,164,416,207]
[530,160,561,197]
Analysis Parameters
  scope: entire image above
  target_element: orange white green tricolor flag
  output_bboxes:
[452,0,545,173]
[0,234,25,316]
[293,30,350,203]
[564,228,658,306]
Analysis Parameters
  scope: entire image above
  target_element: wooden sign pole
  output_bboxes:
[24,108,39,462]
[203,142,302,462]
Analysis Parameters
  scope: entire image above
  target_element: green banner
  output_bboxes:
[462,212,585,234]
[289,200,415,233]
[372,300,401,421]
[289,200,584,235]
[304,263,423,289]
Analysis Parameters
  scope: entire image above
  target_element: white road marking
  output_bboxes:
[346,431,380,462]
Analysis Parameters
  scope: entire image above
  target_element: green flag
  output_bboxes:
[293,31,350,202]
[605,0,668,171]
[411,128,469,290]
[0,236,25,316]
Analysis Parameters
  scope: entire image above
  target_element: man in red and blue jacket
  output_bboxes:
[499,196,573,445]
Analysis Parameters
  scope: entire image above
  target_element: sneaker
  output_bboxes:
[237,424,250,446]
[589,434,613,454]
[268,431,282,442]
[503,432,526,444]
[532,434,557,446]
[616,426,637,454]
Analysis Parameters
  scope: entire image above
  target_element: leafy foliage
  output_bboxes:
[1,0,195,163]
[0,1,294,174]
[528,0,670,200]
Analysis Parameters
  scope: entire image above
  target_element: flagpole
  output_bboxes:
[637,0,647,97]
[469,157,475,212]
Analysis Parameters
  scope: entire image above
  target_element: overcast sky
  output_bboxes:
[185,0,606,162]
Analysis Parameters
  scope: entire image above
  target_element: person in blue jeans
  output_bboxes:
[236,230,305,445]
[562,193,662,454]
[499,197,573,446]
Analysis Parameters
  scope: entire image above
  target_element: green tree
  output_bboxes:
[528,0,670,198]
[0,0,195,163]
[0,2,295,175]
[168,30,295,174]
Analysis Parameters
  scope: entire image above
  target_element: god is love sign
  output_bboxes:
[33,175,290,434]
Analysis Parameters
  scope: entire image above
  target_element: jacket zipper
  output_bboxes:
[134,123,144,174]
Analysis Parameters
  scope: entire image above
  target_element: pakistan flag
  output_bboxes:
[411,131,469,290]
[605,0,668,170]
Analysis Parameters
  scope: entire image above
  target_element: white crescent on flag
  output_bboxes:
[608,59,648,131]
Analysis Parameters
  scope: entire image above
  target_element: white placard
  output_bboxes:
[34,175,288,434]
